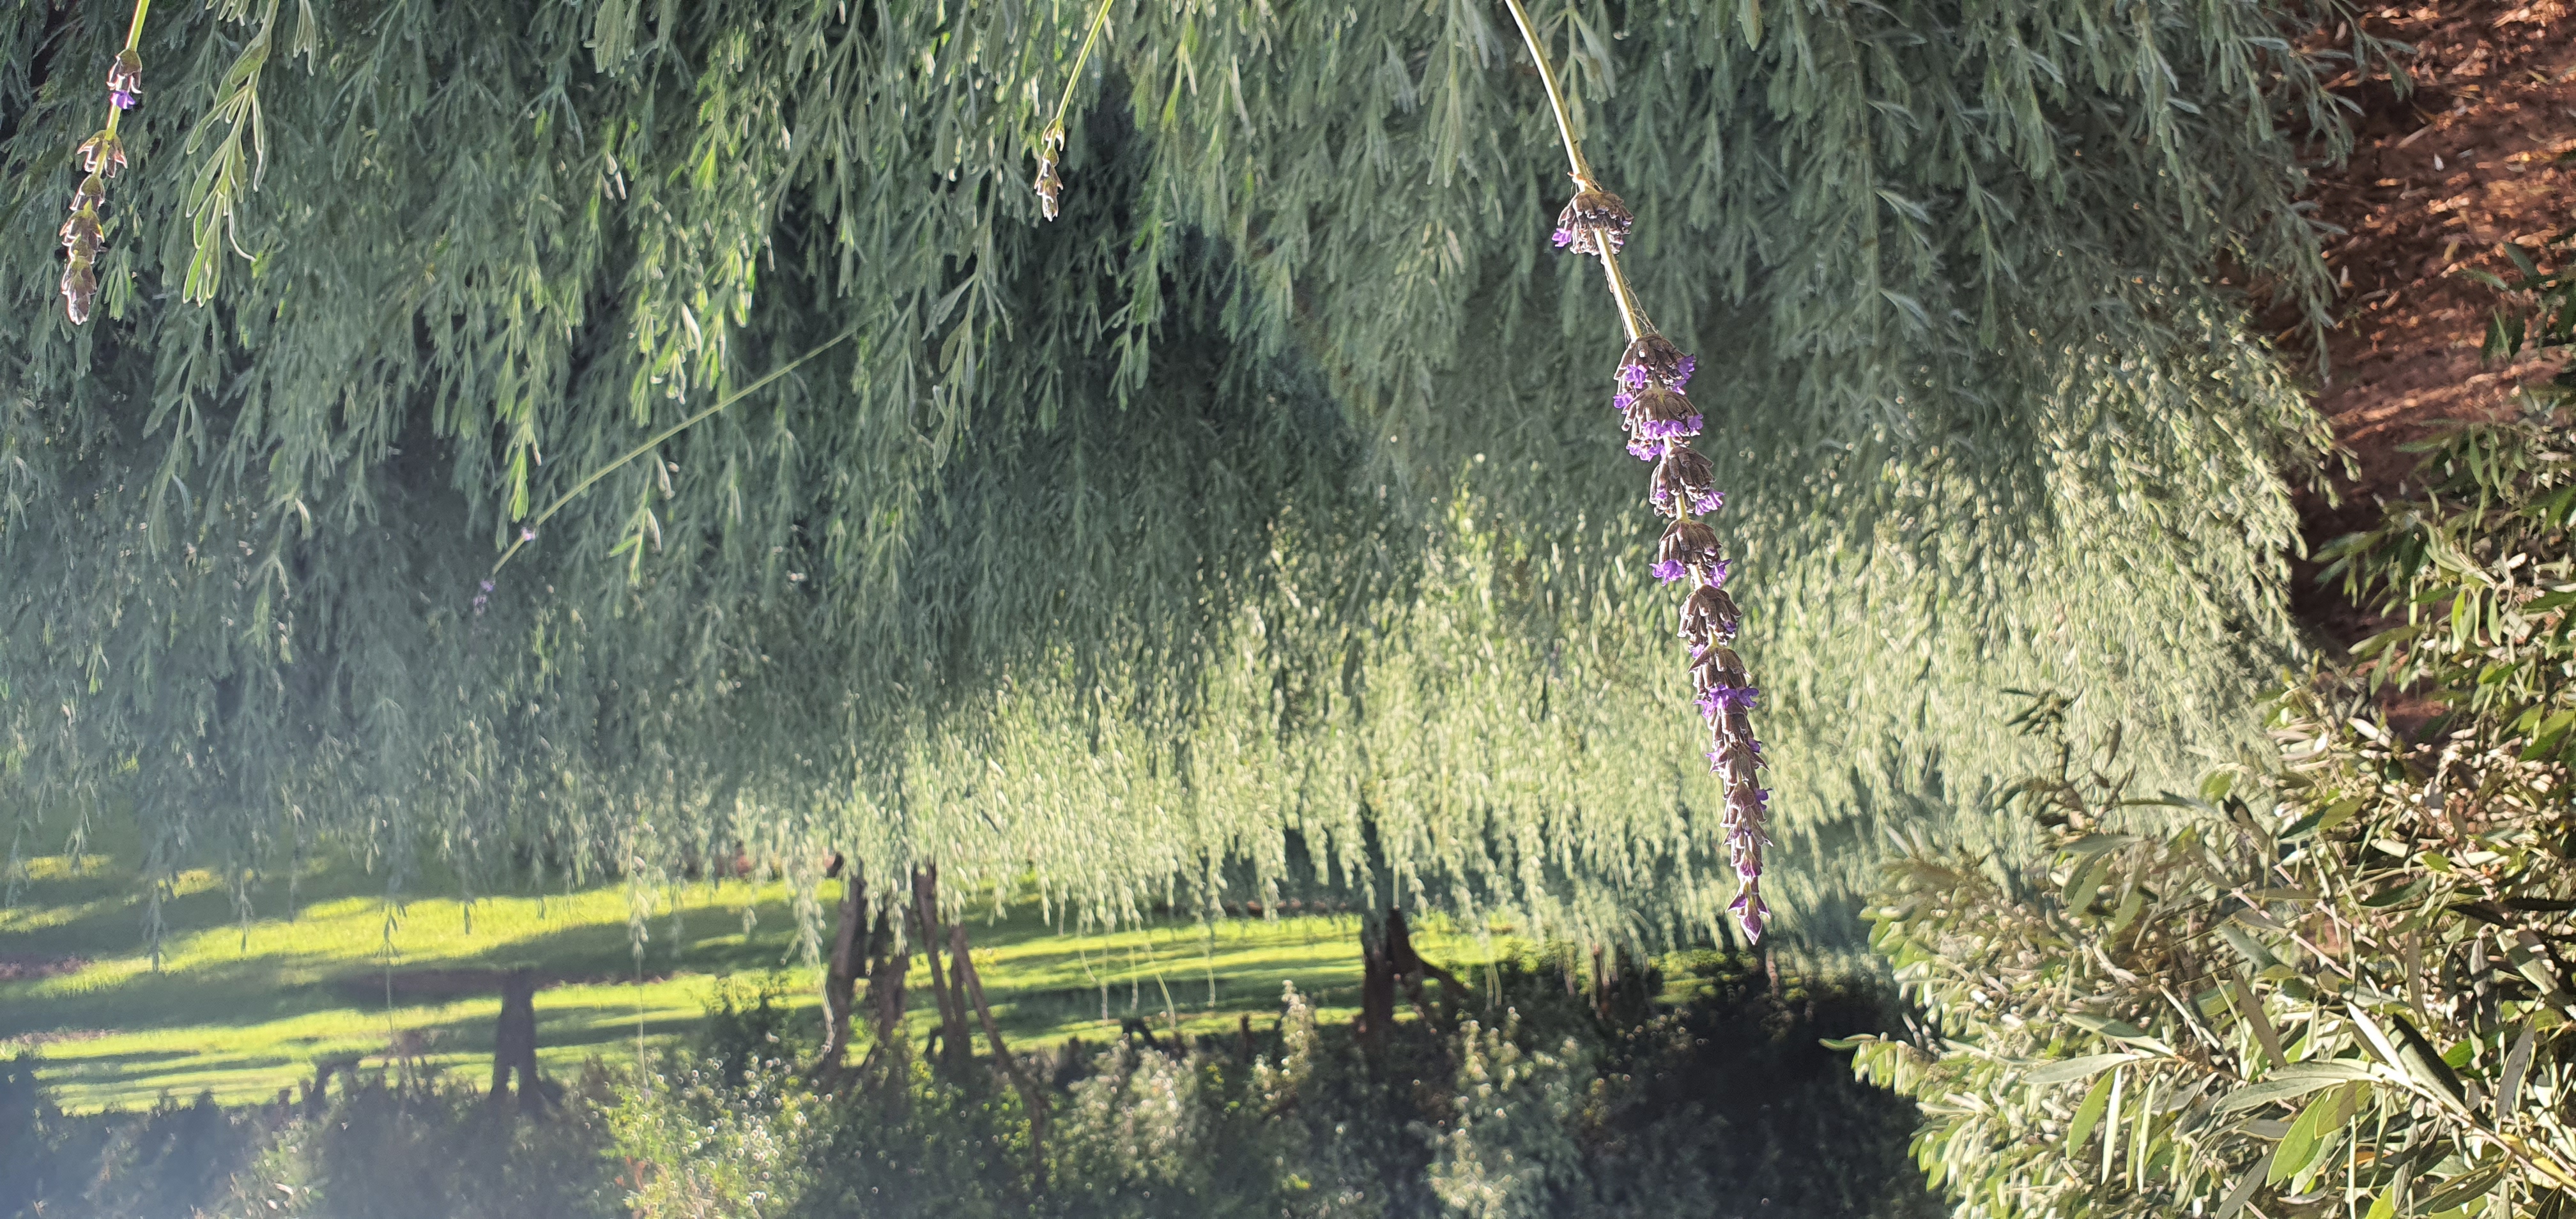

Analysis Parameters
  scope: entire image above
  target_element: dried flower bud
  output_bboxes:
[1648,445,1719,518]
[1033,127,1066,221]
[60,259,98,325]
[1627,385,1703,441]
[61,208,102,254]
[1678,583,1743,647]
[1678,586,1741,647]
[1616,334,1696,391]
[1551,186,1632,256]
[1729,886,1768,942]
[106,49,141,110]
[77,132,126,178]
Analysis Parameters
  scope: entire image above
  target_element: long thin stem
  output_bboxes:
[1044,0,1119,143]
[102,0,153,141]
[487,325,857,578]
[1498,0,1650,345]
[1496,0,1592,188]
[1597,242,1645,344]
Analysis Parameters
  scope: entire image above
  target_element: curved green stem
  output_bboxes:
[1496,0,1593,189]
[1596,236,1646,344]
[1043,0,1119,145]
[1497,0,1648,342]
[487,326,858,578]
[100,0,153,141]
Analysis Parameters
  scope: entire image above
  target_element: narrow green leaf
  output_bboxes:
[2412,1162,2507,1213]
[2066,1070,2115,1151]
[2062,851,2113,914]
[2214,1149,2276,1219]
[2232,979,2287,1068]
[2028,1052,2140,1087]
[2499,1026,2535,1113]
[2212,1062,2372,1114]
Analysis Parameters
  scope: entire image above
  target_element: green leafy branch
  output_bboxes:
[179,0,317,305]
[487,326,857,581]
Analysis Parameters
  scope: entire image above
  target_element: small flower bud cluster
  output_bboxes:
[1552,187,1631,256]
[1033,126,1066,222]
[1558,193,1771,942]
[62,49,141,325]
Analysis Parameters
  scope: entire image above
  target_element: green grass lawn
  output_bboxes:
[2,818,1503,1112]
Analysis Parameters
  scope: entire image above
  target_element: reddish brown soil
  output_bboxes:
[2291,0,2576,644]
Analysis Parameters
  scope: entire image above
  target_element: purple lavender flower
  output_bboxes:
[472,578,495,617]
[1706,735,1764,781]
[1694,683,1759,720]
[59,178,103,325]
[1628,385,1701,441]
[1650,560,1687,583]
[1648,445,1716,519]
[1682,588,1742,650]
[1617,335,1694,391]
[1551,186,1632,256]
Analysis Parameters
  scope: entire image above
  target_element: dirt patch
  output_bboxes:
[2291,0,2576,643]
[0,954,91,982]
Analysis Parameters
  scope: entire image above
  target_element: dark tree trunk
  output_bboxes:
[813,864,869,1080]
[862,905,910,1087]
[1357,908,1464,1052]
[1383,907,1464,1026]
[1357,924,1397,1054]
[951,921,1048,1184]
[487,967,546,1112]
[911,866,974,1075]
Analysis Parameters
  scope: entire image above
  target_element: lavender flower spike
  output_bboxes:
[1498,0,1768,940]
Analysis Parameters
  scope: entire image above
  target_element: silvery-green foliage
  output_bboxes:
[226,1075,622,1219]
[609,1054,825,1219]
[1425,1014,1596,1219]
[0,0,2360,951]
[1846,415,2576,1217]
